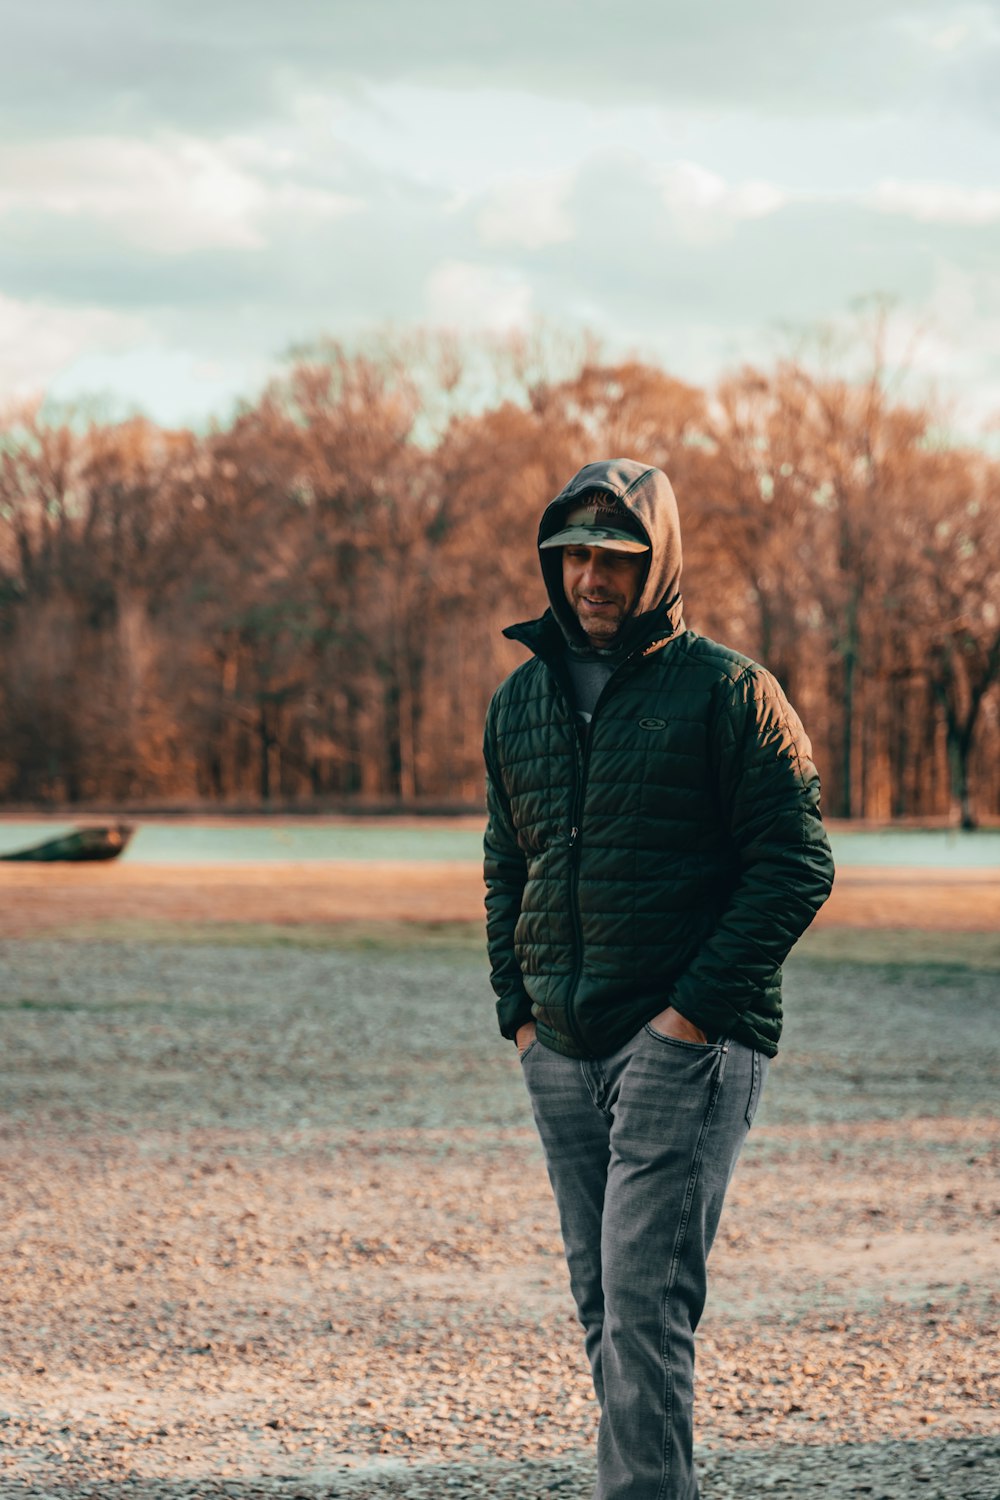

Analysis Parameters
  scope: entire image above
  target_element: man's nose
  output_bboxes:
[582,556,612,589]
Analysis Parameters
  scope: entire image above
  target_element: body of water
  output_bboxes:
[0,819,998,869]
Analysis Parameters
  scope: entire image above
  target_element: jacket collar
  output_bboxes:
[503,604,685,671]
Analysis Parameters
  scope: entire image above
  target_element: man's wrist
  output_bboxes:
[515,1020,537,1053]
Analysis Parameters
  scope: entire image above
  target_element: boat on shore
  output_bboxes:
[0,824,134,863]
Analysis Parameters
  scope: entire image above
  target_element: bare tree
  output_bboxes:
[1,333,998,821]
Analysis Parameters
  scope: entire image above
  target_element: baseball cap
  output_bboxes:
[540,501,650,554]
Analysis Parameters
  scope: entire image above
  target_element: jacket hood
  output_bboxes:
[535,458,684,658]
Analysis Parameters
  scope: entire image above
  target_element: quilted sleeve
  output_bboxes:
[670,666,835,1038]
[483,700,535,1041]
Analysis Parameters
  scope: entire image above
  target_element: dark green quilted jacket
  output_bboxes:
[483,459,835,1060]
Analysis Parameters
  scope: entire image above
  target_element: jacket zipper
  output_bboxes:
[551,645,667,1054]
[565,660,630,1051]
[564,728,590,1054]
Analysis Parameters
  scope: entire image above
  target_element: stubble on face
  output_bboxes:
[562,546,646,646]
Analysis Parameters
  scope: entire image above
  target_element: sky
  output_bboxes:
[3,0,1000,431]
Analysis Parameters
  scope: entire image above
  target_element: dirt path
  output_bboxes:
[2,860,998,936]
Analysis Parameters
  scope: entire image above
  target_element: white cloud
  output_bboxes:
[476,170,576,250]
[0,293,143,399]
[0,133,362,254]
[656,160,786,242]
[900,3,1000,56]
[424,260,533,332]
[930,21,972,51]
[870,178,1000,225]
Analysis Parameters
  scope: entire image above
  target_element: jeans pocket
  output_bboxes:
[643,1022,719,1050]
[518,1038,540,1063]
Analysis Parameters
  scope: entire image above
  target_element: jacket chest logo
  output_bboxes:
[638,717,667,730]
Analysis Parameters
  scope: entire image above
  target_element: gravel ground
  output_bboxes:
[0,932,998,1499]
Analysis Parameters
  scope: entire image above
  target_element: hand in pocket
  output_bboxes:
[648,1005,708,1044]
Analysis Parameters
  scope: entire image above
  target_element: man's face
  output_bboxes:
[562,544,645,646]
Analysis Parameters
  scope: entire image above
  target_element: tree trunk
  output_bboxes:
[946,721,977,830]
[258,704,271,802]
[840,587,859,820]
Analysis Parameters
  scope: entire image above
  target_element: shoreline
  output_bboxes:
[0,805,998,829]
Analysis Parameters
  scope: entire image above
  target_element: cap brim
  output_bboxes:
[540,524,649,554]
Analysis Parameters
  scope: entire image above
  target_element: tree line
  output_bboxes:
[1,332,998,825]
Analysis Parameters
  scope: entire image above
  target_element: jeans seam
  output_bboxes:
[655,1046,728,1500]
[745,1049,760,1127]
[583,1058,614,1114]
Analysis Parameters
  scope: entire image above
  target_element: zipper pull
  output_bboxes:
[568,826,579,848]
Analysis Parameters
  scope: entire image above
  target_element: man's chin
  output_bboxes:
[578,620,621,646]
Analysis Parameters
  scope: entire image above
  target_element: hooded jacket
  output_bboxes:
[483,459,834,1059]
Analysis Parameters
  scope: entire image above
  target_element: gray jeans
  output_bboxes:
[520,1025,767,1500]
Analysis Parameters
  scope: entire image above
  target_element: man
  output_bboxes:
[483,459,834,1500]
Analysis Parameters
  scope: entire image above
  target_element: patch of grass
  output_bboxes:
[23,917,1000,971]
[37,917,487,955]
[4,997,81,1011]
[1,992,178,1012]
[796,926,1000,971]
